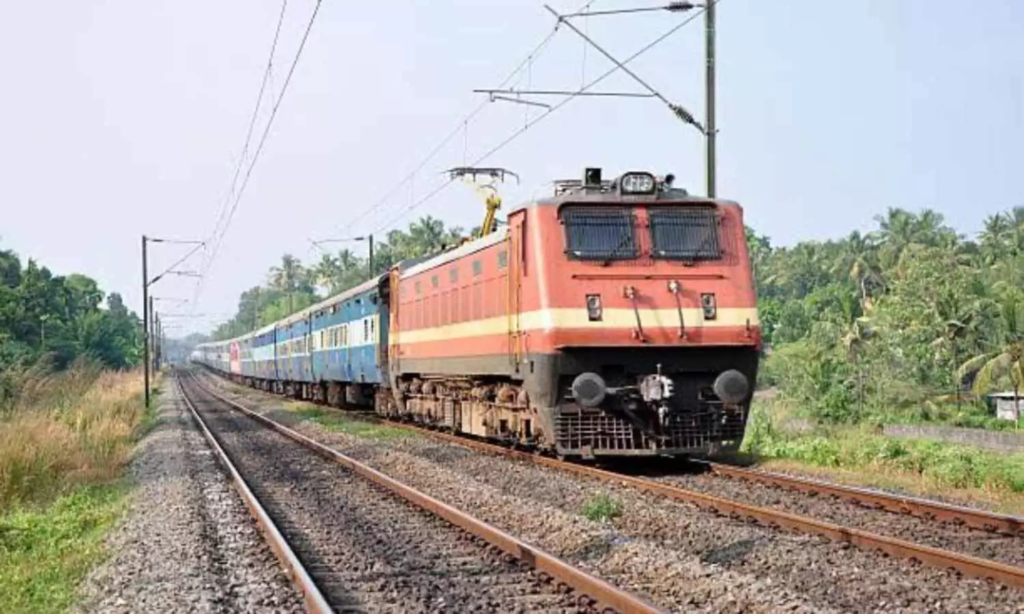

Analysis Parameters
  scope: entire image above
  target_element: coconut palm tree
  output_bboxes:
[958,297,1024,426]
[873,208,917,267]
[980,213,1012,263]
[269,254,307,313]
[313,253,340,292]
[408,216,447,256]
[831,231,882,303]
[1009,206,1024,256]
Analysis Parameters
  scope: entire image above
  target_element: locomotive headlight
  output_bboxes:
[713,369,749,404]
[619,172,656,195]
[701,293,717,319]
[586,294,603,321]
[572,372,607,408]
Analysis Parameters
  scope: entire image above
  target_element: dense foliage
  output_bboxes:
[753,207,1024,425]
[212,216,466,340]
[0,244,142,378]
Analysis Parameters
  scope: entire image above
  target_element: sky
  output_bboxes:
[1,0,1021,335]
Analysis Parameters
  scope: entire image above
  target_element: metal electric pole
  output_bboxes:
[140,235,205,407]
[367,234,374,277]
[141,236,150,408]
[705,0,717,198]
[149,296,156,375]
[155,313,162,371]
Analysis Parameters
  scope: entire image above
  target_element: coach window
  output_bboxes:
[431,275,439,289]
[472,259,483,276]
[497,250,507,269]
[363,319,369,343]
[449,267,458,283]
[415,281,421,295]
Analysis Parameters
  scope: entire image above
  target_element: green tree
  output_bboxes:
[958,297,1024,425]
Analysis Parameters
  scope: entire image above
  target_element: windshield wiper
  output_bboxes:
[602,230,636,266]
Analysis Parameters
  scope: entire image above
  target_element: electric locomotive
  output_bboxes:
[383,168,760,458]
[193,168,760,459]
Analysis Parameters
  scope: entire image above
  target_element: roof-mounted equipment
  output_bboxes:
[618,171,657,196]
[445,167,519,239]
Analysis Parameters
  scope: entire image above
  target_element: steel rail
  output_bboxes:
[185,374,666,614]
[194,371,1024,589]
[400,424,1024,587]
[175,377,333,614]
[692,460,1024,536]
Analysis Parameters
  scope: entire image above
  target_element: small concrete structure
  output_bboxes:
[987,392,1023,422]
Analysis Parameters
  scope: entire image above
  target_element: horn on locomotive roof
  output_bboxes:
[444,167,519,239]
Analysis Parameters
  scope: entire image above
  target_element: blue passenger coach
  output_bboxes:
[193,274,388,407]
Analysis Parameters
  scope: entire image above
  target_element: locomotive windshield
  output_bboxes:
[649,207,720,261]
[561,206,638,261]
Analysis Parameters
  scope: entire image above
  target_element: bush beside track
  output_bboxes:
[0,363,153,613]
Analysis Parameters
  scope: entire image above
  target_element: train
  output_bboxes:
[192,168,761,459]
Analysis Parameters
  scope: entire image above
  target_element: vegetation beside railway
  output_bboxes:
[744,400,1024,513]
[0,244,143,408]
[751,205,1024,429]
[0,364,152,613]
[743,206,1024,507]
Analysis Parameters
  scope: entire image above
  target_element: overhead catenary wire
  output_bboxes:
[370,0,717,237]
[335,1,598,238]
[149,242,206,286]
[545,3,705,133]
[204,0,290,262]
[190,0,324,312]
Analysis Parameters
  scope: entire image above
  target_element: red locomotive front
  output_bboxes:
[387,169,760,458]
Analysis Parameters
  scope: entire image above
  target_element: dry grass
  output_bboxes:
[0,364,147,510]
[0,363,151,612]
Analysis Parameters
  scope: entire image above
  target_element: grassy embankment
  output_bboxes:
[743,397,1024,515]
[0,362,153,613]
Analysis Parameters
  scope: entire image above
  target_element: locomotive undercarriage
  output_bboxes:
[544,347,759,458]
[380,376,545,447]
[381,347,759,458]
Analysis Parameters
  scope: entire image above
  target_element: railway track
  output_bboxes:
[176,372,665,614]
[689,459,1023,536]
[193,370,1024,591]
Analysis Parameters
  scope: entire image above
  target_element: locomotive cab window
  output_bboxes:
[561,206,638,261]
[649,207,721,261]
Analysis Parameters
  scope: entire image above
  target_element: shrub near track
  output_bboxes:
[744,401,1024,513]
[0,363,152,613]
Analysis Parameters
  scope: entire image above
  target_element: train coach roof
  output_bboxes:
[526,190,739,210]
[254,322,276,336]
[280,273,386,327]
[398,227,509,279]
